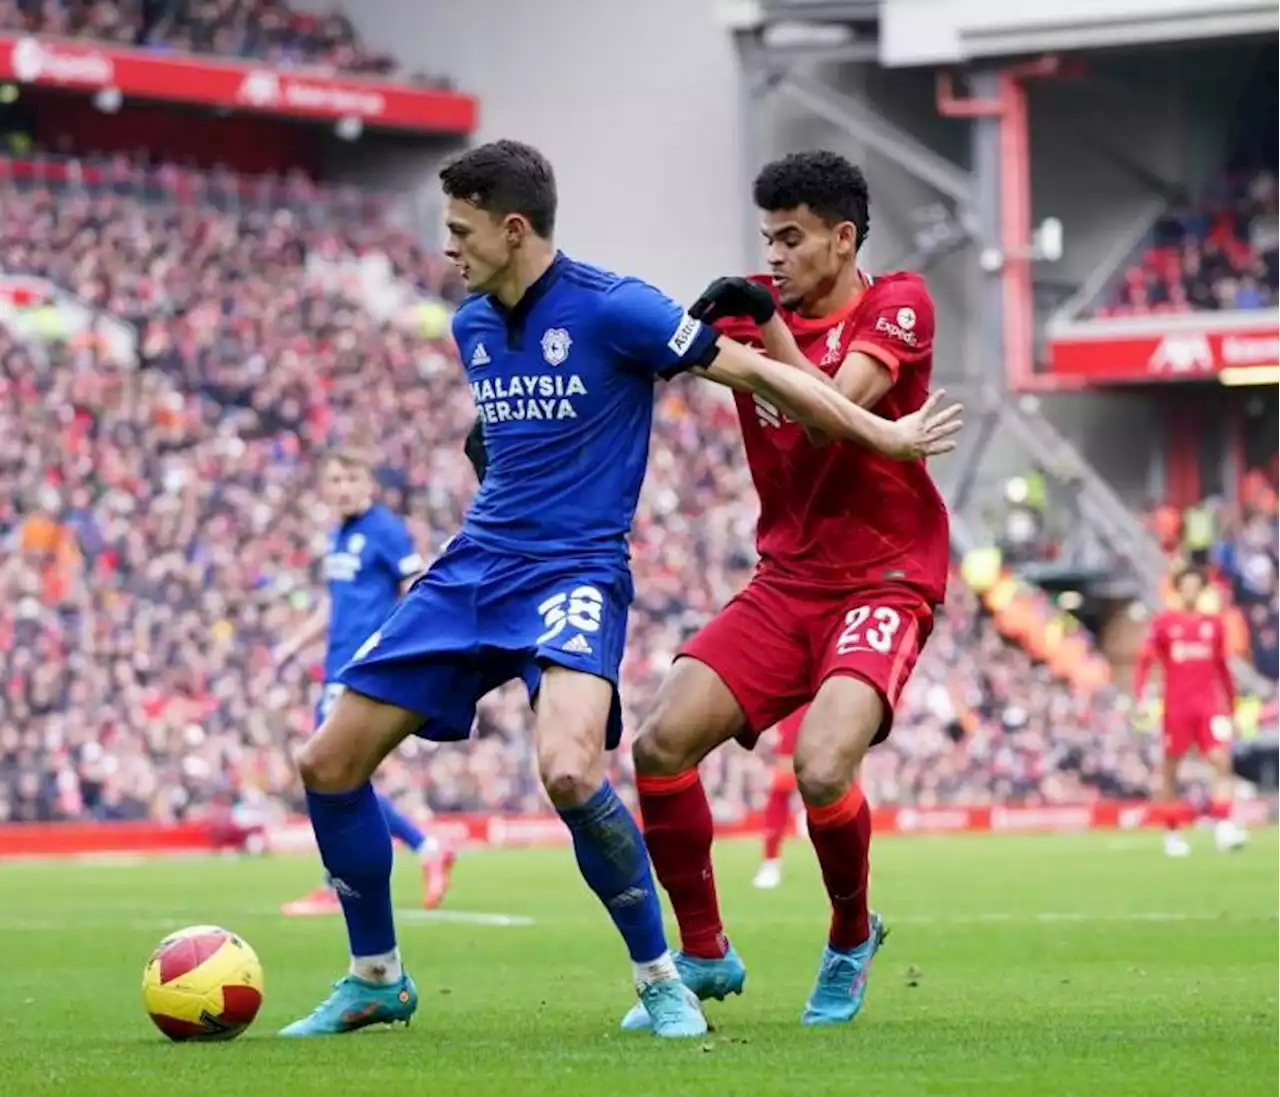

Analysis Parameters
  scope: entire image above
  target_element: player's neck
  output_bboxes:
[794,264,866,320]
[491,242,558,311]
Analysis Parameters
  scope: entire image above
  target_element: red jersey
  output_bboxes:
[718,271,949,603]
[1133,609,1235,715]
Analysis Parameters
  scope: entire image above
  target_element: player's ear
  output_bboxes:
[835,220,857,258]
[503,213,531,249]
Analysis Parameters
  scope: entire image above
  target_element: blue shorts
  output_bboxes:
[337,533,633,748]
[314,683,346,729]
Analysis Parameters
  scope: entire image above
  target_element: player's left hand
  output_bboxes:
[690,277,776,326]
[887,390,963,460]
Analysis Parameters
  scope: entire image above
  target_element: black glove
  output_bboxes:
[689,277,776,326]
[463,418,488,483]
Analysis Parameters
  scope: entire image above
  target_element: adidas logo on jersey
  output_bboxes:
[562,633,594,655]
[470,342,491,368]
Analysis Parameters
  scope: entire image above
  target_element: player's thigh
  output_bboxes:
[1162,715,1196,763]
[533,665,615,803]
[339,540,493,743]
[797,588,933,802]
[793,678,884,805]
[811,587,934,746]
[296,687,424,793]
[632,656,751,776]
[676,580,814,754]
[1201,713,1235,756]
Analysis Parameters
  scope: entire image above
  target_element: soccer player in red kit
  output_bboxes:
[623,151,951,1029]
[752,706,805,890]
[1133,567,1246,857]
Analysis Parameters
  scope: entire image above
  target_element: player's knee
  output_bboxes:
[294,733,365,794]
[538,745,602,807]
[631,714,694,777]
[793,746,856,807]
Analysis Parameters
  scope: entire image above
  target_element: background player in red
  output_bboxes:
[623,150,951,1030]
[1133,566,1247,857]
[752,706,804,890]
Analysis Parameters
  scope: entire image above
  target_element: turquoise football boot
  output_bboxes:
[801,913,888,1026]
[636,976,708,1038]
[620,946,747,1032]
[279,972,418,1036]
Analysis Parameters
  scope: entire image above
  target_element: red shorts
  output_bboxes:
[681,576,934,749]
[1163,710,1233,759]
[775,707,806,756]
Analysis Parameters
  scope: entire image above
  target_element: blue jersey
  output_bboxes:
[323,503,424,680]
[337,254,719,749]
[454,252,719,561]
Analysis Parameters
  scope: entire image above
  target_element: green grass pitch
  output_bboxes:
[2,829,1276,1097]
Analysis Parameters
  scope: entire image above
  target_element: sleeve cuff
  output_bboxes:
[659,324,720,379]
[846,340,901,381]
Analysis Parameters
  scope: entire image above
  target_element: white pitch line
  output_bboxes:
[394,909,535,927]
[890,912,1277,925]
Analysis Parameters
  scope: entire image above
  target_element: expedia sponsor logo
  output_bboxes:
[875,314,918,346]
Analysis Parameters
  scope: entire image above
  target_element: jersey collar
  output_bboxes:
[491,250,569,344]
[782,268,873,335]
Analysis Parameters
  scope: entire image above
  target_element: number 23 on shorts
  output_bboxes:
[835,603,903,656]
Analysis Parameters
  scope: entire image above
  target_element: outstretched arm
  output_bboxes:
[693,337,962,460]
[274,598,329,669]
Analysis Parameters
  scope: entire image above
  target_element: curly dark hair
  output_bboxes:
[753,150,870,250]
[439,139,558,238]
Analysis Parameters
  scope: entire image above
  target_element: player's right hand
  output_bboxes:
[690,277,776,326]
[888,390,963,460]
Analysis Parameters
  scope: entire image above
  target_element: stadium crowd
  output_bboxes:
[0,159,1272,826]
[0,0,415,79]
[1099,169,1279,316]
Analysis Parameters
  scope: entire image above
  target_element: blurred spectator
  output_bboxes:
[1096,170,1279,317]
[0,1,436,81]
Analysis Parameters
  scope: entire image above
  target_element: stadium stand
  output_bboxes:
[0,0,415,79]
[5,152,1266,826]
[1096,169,1278,317]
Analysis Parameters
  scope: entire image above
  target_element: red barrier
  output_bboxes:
[1,800,1272,859]
[0,820,212,857]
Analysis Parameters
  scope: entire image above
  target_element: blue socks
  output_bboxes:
[558,781,668,964]
[377,791,427,853]
[306,784,396,957]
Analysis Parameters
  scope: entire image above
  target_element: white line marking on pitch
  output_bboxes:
[394,909,535,927]
[892,912,1276,925]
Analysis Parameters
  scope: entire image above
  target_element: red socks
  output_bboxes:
[636,770,727,959]
[805,784,872,952]
[761,771,794,861]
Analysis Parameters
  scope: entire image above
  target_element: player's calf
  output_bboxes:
[286,690,425,1036]
[537,667,702,1035]
[794,678,881,965]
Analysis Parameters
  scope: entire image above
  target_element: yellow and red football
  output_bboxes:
[142,925,264,1041]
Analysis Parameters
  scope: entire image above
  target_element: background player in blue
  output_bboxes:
[281,140,961,1039]
[273,449,456,915]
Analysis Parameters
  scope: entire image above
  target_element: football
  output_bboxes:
[141,925,264,1041]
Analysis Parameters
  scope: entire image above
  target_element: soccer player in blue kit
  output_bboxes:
[280,140,962,1039]
[274,449,456,915]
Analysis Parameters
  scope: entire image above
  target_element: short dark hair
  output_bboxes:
[753,150,870,250]
[1175,565,1204,588]
[439,139,557,238]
